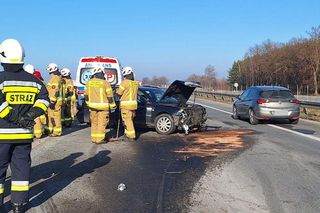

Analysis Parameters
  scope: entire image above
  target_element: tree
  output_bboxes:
[142,77,151,85]
[307,26,320,94]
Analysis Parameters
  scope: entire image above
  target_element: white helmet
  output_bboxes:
[0,39,25,64]
[122,66,133,76]
[24,64,35,74]
[46,63,58,73]
[60,68,71,77]
[92,67,104,75]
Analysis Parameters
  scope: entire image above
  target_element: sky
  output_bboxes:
[1,0,320,81]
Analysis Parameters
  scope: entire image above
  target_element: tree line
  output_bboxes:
[141,76,169,87]
[228,26,320,95]
[141,65,229,91]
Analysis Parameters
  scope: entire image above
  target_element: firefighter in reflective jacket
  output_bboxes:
[24,65,47,139]
[116,66,139,141]
[85,67,116,143]
[0,39,49,213]
[60,68,76,127]
[46,63,63,136]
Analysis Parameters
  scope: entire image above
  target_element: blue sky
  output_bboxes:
[1,0,319,81]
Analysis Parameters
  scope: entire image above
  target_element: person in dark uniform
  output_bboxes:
[0,39,49,213]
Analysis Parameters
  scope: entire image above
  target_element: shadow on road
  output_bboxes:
[2,150,111,212]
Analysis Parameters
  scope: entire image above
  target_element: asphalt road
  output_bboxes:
[2,99,320,213]
[188,99,320,213]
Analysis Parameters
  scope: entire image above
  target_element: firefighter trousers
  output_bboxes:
[62,102,72,127]
[71,101,77,120]
[48,103,62,136]
[121,109,136,139]
[90,110,109,143]
[0,143,31,205]
[34,115,46,139]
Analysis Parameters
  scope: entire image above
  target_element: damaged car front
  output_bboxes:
[136,81,207,135]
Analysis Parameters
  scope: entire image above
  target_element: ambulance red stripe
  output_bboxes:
[81,58,117,63]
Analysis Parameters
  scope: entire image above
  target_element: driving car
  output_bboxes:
[232,86,300,125]
[135,81,207,135]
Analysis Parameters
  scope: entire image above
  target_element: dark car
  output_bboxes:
[135,80,207,134]
[233,86,300,125]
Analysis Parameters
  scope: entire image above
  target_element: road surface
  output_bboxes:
[1,99,320,213]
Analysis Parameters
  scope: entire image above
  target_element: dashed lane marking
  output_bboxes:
[199,103,320,142]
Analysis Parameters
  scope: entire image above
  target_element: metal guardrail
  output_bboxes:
[194,91,320,109]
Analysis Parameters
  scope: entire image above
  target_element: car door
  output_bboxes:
[242,88,255,117]
[135,94,148,126]
[237,89,251,115]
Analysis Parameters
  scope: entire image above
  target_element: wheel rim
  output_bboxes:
[157,117,172,133]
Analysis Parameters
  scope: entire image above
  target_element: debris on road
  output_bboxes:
[117,183,127,191]
[175,130,254,157]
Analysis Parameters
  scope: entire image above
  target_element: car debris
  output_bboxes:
[117,183,127,191]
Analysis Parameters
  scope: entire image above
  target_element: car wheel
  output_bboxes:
[232,105,239,119]
[155,114,175,135]
[289,118,299,124]
[249,109,259,125]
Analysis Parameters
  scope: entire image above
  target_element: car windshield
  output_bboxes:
[260,90,295,99]
[142,88,178,103]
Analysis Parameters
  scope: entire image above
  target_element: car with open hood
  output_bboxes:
[135,80,207,135]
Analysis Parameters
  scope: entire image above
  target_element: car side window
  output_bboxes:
[240,89,250,100]
[247,89,257,100]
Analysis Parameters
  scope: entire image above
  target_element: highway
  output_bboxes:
[2,99,320,213]
[190,99,320,213]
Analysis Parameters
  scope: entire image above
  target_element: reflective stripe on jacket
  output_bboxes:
[62,77,76,102]
[116,79,139,110]
[47,74,63,104]
[0,70,49,143]
[84,78,115,111]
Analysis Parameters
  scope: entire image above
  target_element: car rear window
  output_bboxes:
[260,90,295,99]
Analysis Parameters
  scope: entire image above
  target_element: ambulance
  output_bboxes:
[75,56,123,122]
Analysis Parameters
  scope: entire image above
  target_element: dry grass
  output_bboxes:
[175,130,254,157]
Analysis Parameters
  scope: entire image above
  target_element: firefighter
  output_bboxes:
[24,65,47,139]
[116,66,139,142]
[46,63,63,136]
[84,67,116,143]
[0,39,49,212]
[60,68,75,127]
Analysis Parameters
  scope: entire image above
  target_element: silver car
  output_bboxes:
[233,86,300,125]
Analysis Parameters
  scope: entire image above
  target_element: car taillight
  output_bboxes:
[257,99,269,104]
[290,99,301,104]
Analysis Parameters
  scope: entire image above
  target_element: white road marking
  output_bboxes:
[199,103,233,115]
[267,124,320,142]
[199,103,320,142]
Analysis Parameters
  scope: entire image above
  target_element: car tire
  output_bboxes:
[232,105,239,119]
[155,114,176,135]
[249,108,259,125]
[289,118,299,124]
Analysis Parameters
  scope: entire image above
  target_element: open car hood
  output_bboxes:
[159,80,201,105]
